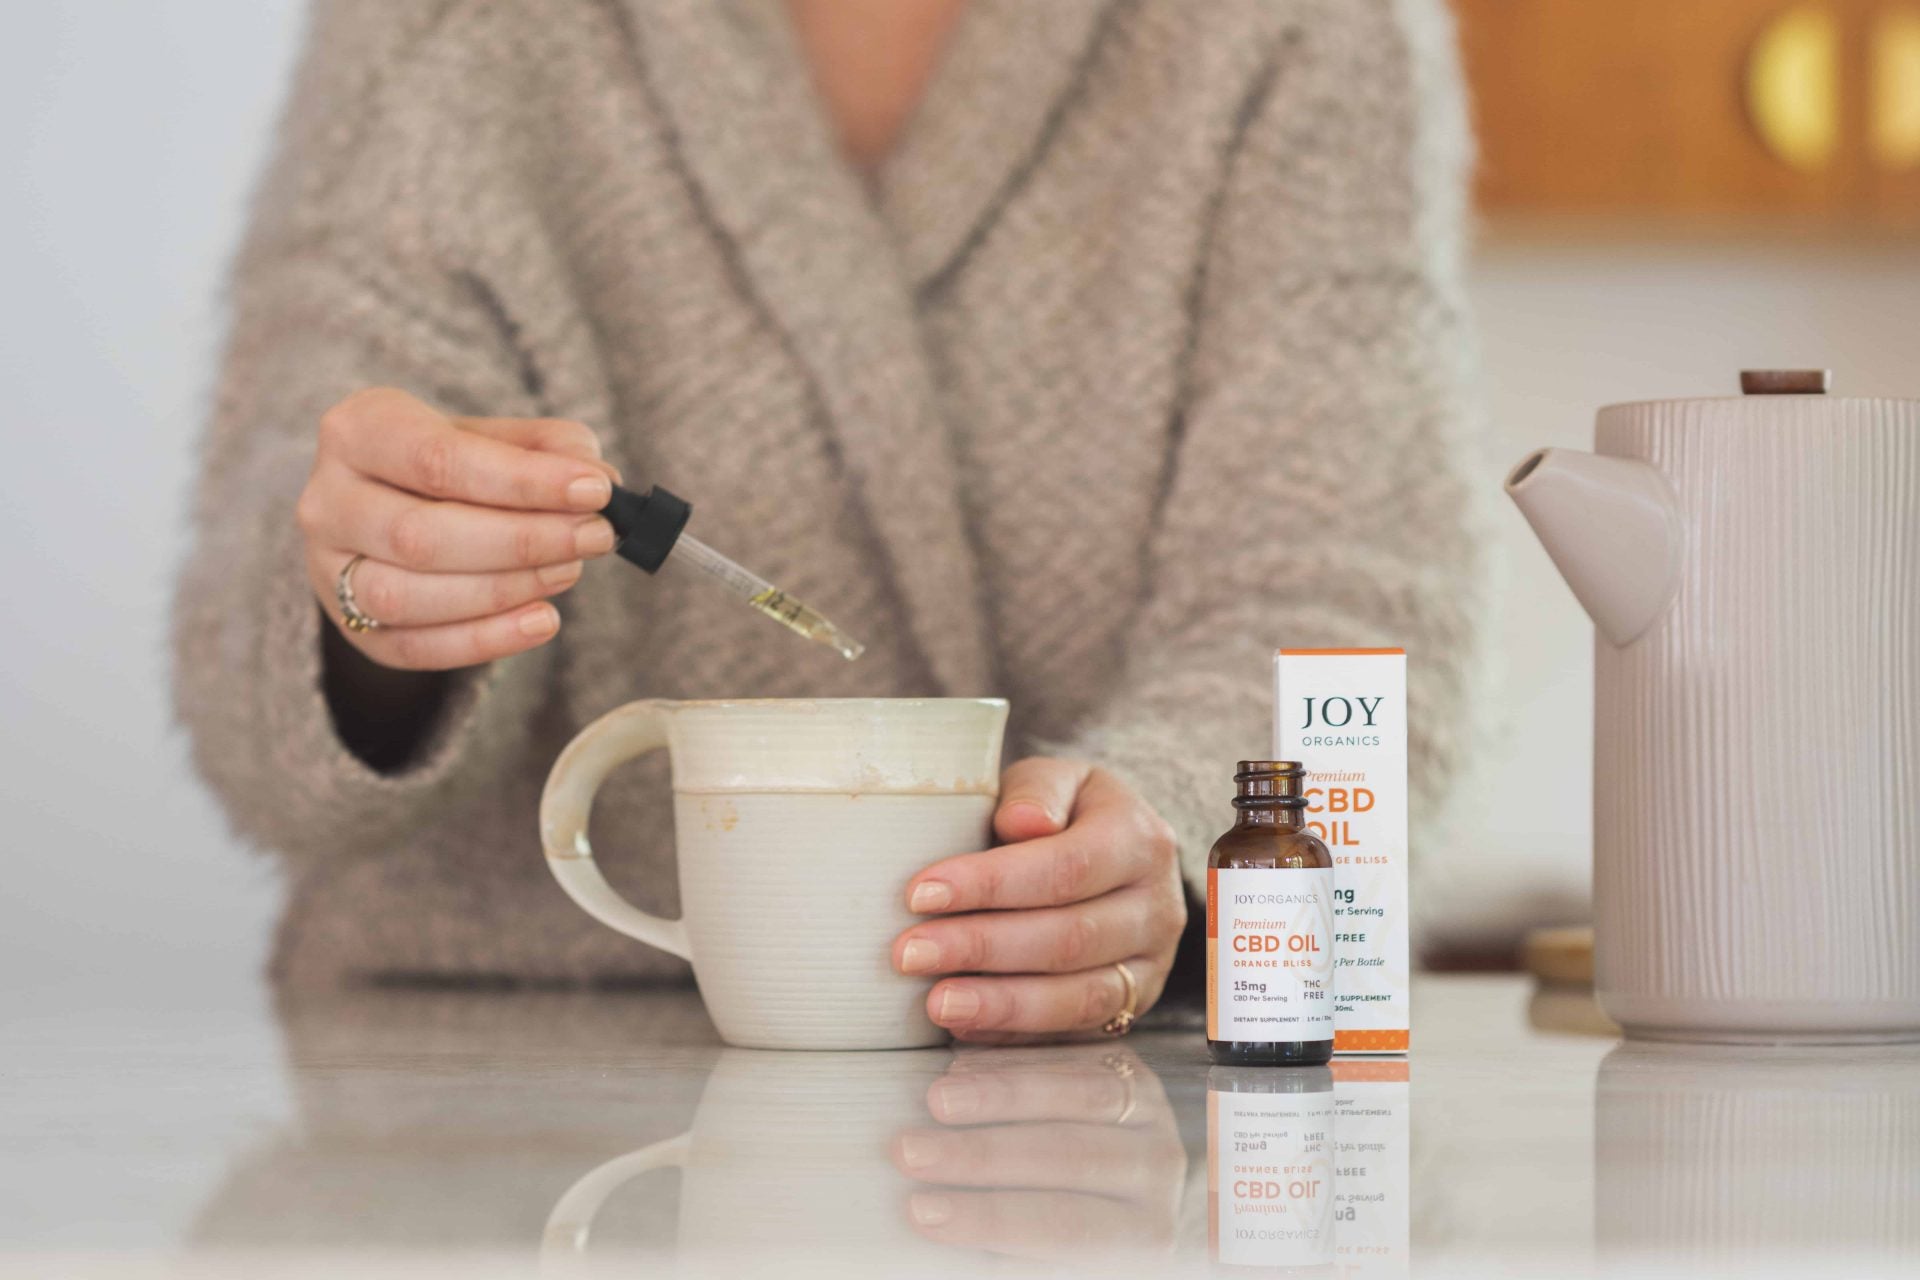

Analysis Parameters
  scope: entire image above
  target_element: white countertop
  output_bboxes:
[3,975,1915,1277]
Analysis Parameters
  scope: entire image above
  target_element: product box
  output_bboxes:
[1330,1059,1411,1279]
[1273,648,1409,1054]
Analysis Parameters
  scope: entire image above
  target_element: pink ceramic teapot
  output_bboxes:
[1506,370,1919,1043]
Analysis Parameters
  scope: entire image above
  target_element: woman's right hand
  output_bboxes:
[297,387,621,671]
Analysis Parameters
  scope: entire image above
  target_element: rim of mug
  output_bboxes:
[640,697,1009,713]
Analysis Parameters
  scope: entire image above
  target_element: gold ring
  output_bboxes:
[1102,961,1139,1037]
[1102,1053,1139,1124]
[335,553,383,632]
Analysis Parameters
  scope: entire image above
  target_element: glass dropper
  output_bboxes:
[600,483,865,662]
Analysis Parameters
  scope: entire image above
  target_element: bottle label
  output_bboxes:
[1208,1083,1335,1267]
[1207,866,1336,1042]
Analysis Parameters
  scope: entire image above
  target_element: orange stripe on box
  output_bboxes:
[1333,1028,1410,1052]
[1278,647,1406,656]
[1331,1059,1411,1082]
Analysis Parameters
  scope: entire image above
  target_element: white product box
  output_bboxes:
[1273,648,1409,1054]
[1332,1060,1411,1279]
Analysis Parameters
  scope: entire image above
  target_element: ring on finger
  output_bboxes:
[336,553,383,632]
[1102,1053,1139,1124]
[1102,961,1139,1037]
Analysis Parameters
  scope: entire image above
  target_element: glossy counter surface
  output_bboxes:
[3,975,1915,1277]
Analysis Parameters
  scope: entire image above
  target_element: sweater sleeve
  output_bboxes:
[1040,0,1488,895]
[172,4,558,862]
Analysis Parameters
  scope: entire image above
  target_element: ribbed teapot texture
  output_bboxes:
[1508,379,1920,1042]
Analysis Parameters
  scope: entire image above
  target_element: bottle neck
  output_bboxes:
[1230,760,1311,829]
[1234,802,1308,830]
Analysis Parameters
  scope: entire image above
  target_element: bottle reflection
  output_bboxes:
[1205,1059,1411,1277]
[1208,1066,1335,1273]
[890,1045,1189,1264]
[1595,1042,1920,1264]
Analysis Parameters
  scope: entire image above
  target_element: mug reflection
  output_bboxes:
[1596,1042,1920,1265]
[890,1045,1188,1264]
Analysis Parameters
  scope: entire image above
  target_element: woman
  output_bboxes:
[176,0,1483,1040]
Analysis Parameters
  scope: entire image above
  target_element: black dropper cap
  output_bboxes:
[600,483,692,574]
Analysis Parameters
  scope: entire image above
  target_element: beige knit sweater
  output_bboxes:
[176,0,1484,987]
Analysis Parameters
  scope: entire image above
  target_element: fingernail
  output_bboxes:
[900,939,940,974]
[574,517,615,557]
[566,474,612,509]
[1003,800,1053,826]
[897,1132,947,1171]
[909,1193,952,1227]
[908,882,952,913]
[519,605,559,638]
[537,561,583,589]
[937,986,980,1024]
[929,1081,980,1123]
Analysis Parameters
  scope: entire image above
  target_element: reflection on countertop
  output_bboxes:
[2,976,1914,1277]
[541,1042,1192,1273]
[1596,1041,1920,1265]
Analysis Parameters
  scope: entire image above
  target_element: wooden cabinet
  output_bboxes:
[1454,0,1920,229]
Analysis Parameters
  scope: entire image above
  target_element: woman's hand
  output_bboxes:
[297,387,621,670]
[893,759,1186,1043]
[892,1045,1187,1261]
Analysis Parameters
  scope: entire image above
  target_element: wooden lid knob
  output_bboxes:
[1741,369,1831,394]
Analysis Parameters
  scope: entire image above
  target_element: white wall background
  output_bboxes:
[3,3,1918,1017]
[0,3,306,1019]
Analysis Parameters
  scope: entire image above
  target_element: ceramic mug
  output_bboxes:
[539,698,1008,1050]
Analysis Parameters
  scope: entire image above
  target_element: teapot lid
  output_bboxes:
[1740,369,1830,395]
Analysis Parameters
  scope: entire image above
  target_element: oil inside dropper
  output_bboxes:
[668,531,865,661]
[744,586,866,661]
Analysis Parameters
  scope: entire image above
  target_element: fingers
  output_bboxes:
[301,467,614,573]
[896,883,1177,977]
[311,548,581,628]
[905,1189,1171,1261]
[457,416,623,481]
[906,769,1176,914]
[925,1060,1145,1128]
[992,757,1088,842]
[319,388,616,512]
[333,599,562,671]
[922,960,1156,1040]
[892,1123,1168,1199]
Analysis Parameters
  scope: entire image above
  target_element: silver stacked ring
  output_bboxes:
[335,554,383,633]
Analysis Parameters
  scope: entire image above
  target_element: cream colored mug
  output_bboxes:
[539,698,1008,1050]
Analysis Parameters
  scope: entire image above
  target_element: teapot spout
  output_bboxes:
[1505,448,1683,647]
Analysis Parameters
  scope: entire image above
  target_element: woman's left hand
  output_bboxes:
[892,759,1186,1043]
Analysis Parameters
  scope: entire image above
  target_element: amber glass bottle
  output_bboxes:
[1206,761,1335,1066]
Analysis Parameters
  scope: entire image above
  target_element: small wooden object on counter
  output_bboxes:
[1523,925,1596,987]
[1740,368,1833,394]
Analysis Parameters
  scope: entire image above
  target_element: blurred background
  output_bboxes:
[2,0,1917,1015]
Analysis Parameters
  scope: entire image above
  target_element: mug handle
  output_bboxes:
[541,1133,691,1258]
[539,700,691,961]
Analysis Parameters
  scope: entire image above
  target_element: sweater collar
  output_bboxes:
[874,0,1116,287]
[619,0,1108,695]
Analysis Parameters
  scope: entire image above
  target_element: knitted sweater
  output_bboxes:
[175,0,1484,986]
